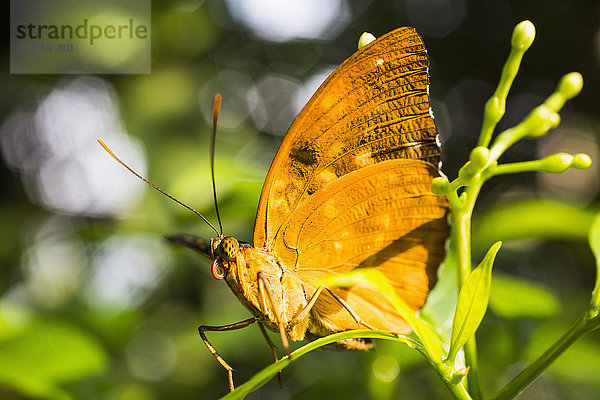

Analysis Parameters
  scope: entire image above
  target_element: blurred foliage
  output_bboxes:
[489,273,561,319]
[1,0,600,399]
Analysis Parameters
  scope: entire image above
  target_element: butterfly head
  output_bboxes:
[210,236,240,280]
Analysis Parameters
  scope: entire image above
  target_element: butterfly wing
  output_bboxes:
[278,159,447,333]
[252,27,448,333]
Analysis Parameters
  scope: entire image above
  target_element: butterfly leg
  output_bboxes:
[198,317,257,391]
[257,272,291,358]
[257,322,284,388]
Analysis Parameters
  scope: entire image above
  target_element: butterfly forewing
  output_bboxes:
[254,27,441,247]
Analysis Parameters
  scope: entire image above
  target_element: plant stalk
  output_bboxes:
[444,376,473,400]
[453,211,472,286]
[464,338,482,400]
[491,314,597,400]
[432,361,473,400]
[450,182,484,400]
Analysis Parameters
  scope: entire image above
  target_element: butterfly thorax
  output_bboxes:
[217,240,312,341]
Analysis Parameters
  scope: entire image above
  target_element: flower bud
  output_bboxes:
[572,153,592,169]
[539,153,573,173]
[558,72,583,100]
[431,176,450,196]
[358,32,376,49]
[511,20,536,50]
[469,147,490,169]
[526,106,555,138]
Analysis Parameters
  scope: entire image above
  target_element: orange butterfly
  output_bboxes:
[100,26,448,392]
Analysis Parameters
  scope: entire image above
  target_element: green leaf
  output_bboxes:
[219,329,413,400]
[320,269,443,362]
[489,274,561,319]
[447,242,502,362]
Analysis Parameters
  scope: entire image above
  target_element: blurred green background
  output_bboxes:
[1,1,600,399]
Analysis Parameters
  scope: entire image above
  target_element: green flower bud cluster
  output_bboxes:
[432,20,591,212]
[426,21,596,400]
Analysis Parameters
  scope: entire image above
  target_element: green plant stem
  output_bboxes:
[491,159,543,175]
[464,339,482,400]
[446,382,473,400]
[434,362,473,400]
[453,211,472,287]
[492,313,600,400]
[488,126,525,162]
[450,182,484,400]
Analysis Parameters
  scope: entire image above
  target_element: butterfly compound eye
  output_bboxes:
[210,237,221,259]
[221,237,239,262]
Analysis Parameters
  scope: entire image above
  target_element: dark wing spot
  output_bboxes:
[290,143,318,166]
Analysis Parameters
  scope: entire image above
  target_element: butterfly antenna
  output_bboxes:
[210,94,224,235]
[97,138,220,236]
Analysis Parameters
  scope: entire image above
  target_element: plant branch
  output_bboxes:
[447,180,486,399]
[491,313,599,400]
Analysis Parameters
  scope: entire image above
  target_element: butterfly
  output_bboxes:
[100,26,449,392]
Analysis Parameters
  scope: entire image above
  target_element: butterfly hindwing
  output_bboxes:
[278,159,448,332]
